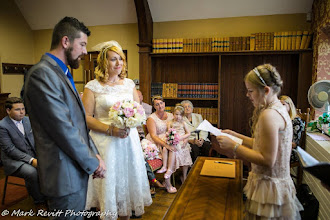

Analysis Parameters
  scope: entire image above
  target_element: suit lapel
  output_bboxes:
[22,118,35,150]
[42,55,86,116]
[5,116,25,138]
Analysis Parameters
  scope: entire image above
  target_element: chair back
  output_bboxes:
[296,108,310,150]
[143,124,149,136]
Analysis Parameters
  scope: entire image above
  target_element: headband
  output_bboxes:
[253,68,267,85]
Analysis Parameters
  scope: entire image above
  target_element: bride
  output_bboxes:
[82,41,152,220]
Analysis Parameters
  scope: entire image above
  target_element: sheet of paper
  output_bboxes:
[196,120,243,144]
[296,146,319,167]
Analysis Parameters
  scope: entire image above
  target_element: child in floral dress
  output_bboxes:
[158,105,192,192]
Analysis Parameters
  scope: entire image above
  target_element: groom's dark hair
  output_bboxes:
[50,16,91,50]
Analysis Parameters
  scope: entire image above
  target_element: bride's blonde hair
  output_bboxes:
[94,44,127,82]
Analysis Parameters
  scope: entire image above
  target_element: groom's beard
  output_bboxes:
[65,46,81,69]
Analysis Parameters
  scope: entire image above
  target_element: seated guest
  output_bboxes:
[146,95,176,193]
[137,89,152,117]
[181,100,211,162]
[136,89,152,140]
[279,95,305,163]
[0,97,46,208]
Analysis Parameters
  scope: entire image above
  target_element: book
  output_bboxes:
[295,146,330,186]
[200,159,236,178]
[296,31,303,49]
[300,30,309,49]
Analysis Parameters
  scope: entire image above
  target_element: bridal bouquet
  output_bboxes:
[166,128,180,146]
[141,139,161,160]
[108,100,146,129]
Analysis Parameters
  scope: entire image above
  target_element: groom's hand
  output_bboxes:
[93,154,106,178]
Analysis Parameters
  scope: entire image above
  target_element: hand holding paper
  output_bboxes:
[196,120,243,145]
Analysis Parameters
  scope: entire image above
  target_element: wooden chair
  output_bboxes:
[291,108,310,187]
[2,175,25,205]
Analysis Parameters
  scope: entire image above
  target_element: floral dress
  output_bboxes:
[291,117,305,163]
[169,121,193,170]
[244,103,303,220]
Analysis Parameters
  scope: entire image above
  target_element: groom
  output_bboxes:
[24,17,105,219]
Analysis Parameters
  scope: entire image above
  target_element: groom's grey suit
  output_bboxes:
[24,54,99,210]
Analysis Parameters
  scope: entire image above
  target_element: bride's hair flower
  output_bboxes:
[109,100,146,129]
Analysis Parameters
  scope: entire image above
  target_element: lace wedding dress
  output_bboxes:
[85,78,152,219]
[244,103,303,220]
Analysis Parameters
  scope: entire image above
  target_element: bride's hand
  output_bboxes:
[112,127,129,138]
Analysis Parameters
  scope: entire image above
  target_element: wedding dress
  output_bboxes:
[85,78,152,219]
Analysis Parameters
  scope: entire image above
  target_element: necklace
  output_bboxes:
[268,99,280,107]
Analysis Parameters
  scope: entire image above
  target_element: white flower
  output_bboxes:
[126,117,139,128]
[122,101,134,109]
[112,116,125,129]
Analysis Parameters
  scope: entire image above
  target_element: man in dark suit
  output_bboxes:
[24,17,106,219]
[0,97,45,206]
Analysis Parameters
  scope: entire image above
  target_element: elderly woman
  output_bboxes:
[146,95,177,193]
[181,100,211,162]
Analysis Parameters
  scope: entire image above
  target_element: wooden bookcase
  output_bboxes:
[146,50,312,136]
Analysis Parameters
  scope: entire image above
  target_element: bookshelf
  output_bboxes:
[146,49,312,136]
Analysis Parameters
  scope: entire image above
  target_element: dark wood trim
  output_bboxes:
[2,63,33,75]
[0,93,10,120]
[134,0,153,104]
[134,0,153,44]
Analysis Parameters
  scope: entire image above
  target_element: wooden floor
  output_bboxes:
[0,166,181,220]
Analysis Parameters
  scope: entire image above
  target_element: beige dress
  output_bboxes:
[244,103,303,220]
[169,121,193,170]
[146,112,173,151]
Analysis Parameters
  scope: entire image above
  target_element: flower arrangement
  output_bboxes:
[166,128,180,146]
[308,112,330,135]
[108,100,146,129]
[141,139,161,160]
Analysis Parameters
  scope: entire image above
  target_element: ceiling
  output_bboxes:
[15,0,314,30]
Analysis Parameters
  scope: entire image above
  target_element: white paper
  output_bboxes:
[196,120,243,145]
[296,146,319,167]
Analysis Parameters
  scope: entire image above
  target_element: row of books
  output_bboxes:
[273,31,312,50]
[165,106,218,125]
[152,30,312,53]
[151,83,218,99]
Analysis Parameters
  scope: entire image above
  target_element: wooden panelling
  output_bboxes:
[305,135,330,220]
[0,93,10,120]
[145,50,312,134]
[220,53,301,136]
[151,56,218,83]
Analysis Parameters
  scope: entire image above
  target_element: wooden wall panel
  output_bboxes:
[151,56,218,83]
[220,54,300,136]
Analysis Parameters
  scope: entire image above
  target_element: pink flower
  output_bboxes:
[112,101,122,111]
[123,107,135,117]
[166,128,180,146]
[137,105,145,115]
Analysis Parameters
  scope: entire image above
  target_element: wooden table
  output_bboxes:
[163,157,243,220]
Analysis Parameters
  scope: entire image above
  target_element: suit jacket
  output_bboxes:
[0,116,36,175]
[24,54,99,197]
[183,113,209,141]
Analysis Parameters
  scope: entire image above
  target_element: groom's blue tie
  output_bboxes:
[66,69,77,91]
